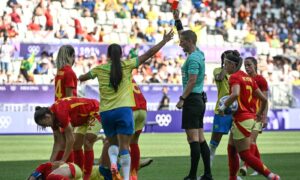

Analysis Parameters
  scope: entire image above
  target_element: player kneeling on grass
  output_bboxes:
[34,97,101,180]
[28,162,83,180]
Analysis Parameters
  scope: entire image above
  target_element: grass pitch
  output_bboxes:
[0,131,299,180]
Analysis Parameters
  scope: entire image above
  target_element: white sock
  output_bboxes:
[209,144,217,164]
[108,145,119,165]
[268,172,280,180]
[120,153,131,180]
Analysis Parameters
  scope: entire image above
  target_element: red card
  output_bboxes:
[172,1,179,10]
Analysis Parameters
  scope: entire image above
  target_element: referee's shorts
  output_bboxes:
[182,92,206,129]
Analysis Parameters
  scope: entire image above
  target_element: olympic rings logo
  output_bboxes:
[27,46,40,54]
[155,114,172,127]
[0,116,12,129]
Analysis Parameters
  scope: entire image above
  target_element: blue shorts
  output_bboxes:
[212,114,233,134]
[100,107,134,137]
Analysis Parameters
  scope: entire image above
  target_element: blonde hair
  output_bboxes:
[56,45,75,70]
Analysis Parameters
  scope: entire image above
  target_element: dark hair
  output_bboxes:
[181,30,197,44]
[245,56,258,73]
[221,50,240,68]
[34,106,51,127]
[107,44,123,92]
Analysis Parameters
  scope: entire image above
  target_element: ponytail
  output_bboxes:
[108,44,123,92]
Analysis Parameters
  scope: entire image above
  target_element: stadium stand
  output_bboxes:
[0,0,299,89]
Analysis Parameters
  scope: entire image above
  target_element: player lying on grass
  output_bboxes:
[34,97,101,179]
[28,161,83,180]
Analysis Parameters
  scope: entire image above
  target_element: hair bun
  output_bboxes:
[35,106,41,111]
[226,53,240,64]
[232,50,240,57]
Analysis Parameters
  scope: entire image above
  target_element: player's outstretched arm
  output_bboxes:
[137,29,174,66]
[79,73,92,82]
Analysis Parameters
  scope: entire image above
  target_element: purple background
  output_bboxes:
[19,43,256,63]
[0,85,298,134]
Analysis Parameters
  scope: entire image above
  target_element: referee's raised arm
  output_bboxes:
[173,9,184,38]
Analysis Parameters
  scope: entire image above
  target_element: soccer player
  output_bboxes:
[78,30,174,180]
[52,45,77,163]
[239,56,269,176]
[34,97,101,180]
[173,9,212,180]
[130,79,147,180]
[209,50,240,166]
[218,53,280,180]
[28,161,82,180]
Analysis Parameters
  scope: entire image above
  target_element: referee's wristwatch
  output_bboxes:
[179,96,185,101]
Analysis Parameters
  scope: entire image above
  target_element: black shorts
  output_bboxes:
[182,92,206,129]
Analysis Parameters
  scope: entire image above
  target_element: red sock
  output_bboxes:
[227,144,239,180]
[55,151,74,162]
[254,144,261,160]
[67,151,74,163]
[55,151,64,161]
[130,143,140,174]
[244,143,256,168]
[84,150,94,178]
[74,149,84,170]
[239,149,271,177]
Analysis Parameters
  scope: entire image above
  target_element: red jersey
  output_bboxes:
[229,71,258,122]
[35,162,53,179]
[253,75,268,112]
[132,80,147,111]
[34,162,76,179]
[50,97,100,130]
[55,65,77,101]
[74,19,84,35]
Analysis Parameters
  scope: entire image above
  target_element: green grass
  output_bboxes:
[0,132,299,180]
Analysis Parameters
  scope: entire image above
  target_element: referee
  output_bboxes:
[173,10,212,180]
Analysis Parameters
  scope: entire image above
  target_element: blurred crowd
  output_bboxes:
[0,0,299,85]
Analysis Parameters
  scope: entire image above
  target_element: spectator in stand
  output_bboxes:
[236,4,250,30]
[7,0,22,9]
[147,5,158,20]
[148,72,160,83]
[116,7,127,19]
[55,25,69,39]
[27,16,41,31]
[244,29,257,45]
[44,4,53,31]
[82,0,96,13]
[0,38,14,74]
[158,86,170,110]
[129,44,140,59]
[20,53,35,83]
[98,27,105,42]
[73,18,84,40]
[10,6,21,24]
